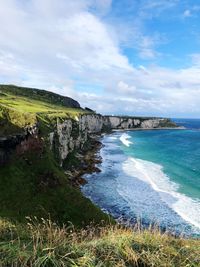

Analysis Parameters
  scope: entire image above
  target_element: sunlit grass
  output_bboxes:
[0,93,87,115]
[0,91,91,135]
[0,217,199,267]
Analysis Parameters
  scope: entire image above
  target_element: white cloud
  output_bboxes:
[57,12,131,72]
[138,0,179,19]
[117,81,136,94]
[0,0,200,117]
[0,0,132,83]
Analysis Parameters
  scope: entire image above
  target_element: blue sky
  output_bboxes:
[108,0,200,68]
[0,0,200,117]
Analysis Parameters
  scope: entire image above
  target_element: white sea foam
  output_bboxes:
[120,133,133,147]
[122,157,200,230]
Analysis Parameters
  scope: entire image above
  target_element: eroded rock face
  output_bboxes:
[50,116,90,165]
[0,124,39,165]
[0,135,25,166]
[56,120,73,162]
[0,113,175,166]
[141,119,161,128]
[49,115,175,166]
[105,116,169,129]
[80,114,104,133]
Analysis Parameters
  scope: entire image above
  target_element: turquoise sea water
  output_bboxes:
[82,119,200,236]
[124,129,200,200]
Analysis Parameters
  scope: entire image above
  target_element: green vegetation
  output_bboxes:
[0,84,199,266]
[1,218,199,267]
[0,84,91,136]
[0,84,81,108]
[0,147,110,226]
[157,118,178,128]
[0,85,109,226]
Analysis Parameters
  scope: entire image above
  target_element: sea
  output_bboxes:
[81,119,200,236]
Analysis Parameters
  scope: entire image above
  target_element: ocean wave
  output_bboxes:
[107,136,118,140]
[122,157,200,230]
[120,133,133,147]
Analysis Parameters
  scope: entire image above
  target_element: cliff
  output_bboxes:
[0,85,177,225]
[48,114,176,165]
[0,113,176,166]
[0,85,177,166]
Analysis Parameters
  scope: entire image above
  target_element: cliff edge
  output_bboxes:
[0,85,177,225]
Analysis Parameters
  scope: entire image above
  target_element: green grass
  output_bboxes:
[0,92,85,114]
[0,85,108,226]
[0,217,199,267]
[0,84,81,109]
[0,146,111,227]
[0,84,199,266]
[0,84,92,136]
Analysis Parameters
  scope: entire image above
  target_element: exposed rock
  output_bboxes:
[141,119,162,128]
[48,114,177,165]
[0,123,39,165]
[0,134,25,165]
[16,136,43,156]
[0,112,177,167]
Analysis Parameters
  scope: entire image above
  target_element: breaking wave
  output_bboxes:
[120,133,133,147]
[122,157,200,230]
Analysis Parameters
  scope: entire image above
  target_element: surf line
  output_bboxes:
[122,157,200,230]
[120,133,133,147]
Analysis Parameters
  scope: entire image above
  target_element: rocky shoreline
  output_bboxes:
[68,125,184,188]
[65,134,103,187]
[113,126,185,131]
[78,130,193,237]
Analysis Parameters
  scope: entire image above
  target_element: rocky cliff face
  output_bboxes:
[0,113,176,166]
[104,116,173,129]
[0,84,177,166]
[0,124,38,165]
[48,114,176,165]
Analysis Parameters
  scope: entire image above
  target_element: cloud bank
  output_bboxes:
[0,0,200,117]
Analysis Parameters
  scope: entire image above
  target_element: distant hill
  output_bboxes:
[0,84,92,136]
[0,84,80,108]
[1,84,198,267]
[0,85,107,226]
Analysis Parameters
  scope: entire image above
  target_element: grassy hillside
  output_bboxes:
[0,84,91,136]
[0,85,199,266]
[1,218,199,267]
[0,145,110,226]
[0,85,109,226]
[0,84,81,108]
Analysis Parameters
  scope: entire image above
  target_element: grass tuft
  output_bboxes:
[0,85,92,136]
[0,217,199,267]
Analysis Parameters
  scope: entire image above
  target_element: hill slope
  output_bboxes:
[0,84,109,226]
[1,218,199,267]
[0,84,80,108]
[0,84,91,136]
[0,85,199,267]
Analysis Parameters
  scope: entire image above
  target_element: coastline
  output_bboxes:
[113,126,185,131]
[70,127,183,187]
[67,134,103,187]
[66,126,185,187]
[80,129,200,237]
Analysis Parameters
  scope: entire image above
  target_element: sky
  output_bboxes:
[1,0,200,118]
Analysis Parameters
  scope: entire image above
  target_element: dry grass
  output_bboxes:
[0,217,199,267]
